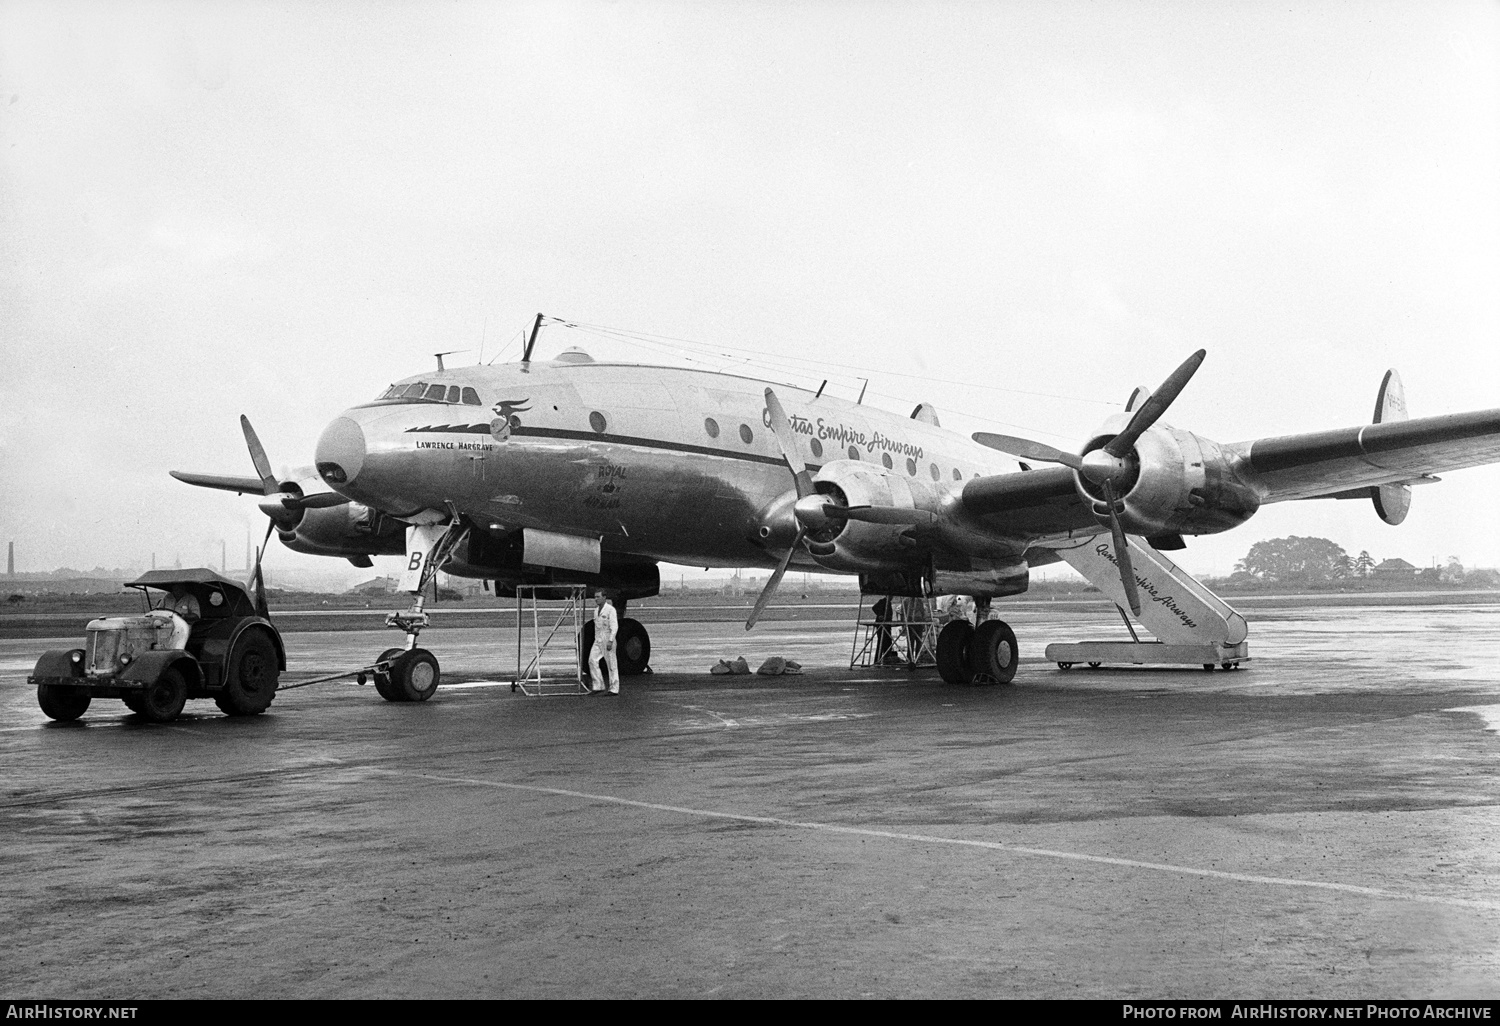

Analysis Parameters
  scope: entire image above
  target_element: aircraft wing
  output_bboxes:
[957,465,1095,533]
[1237,407,1500,502]
[955,406,1500,534]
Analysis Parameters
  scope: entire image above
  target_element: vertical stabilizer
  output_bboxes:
[1372,369,1411,524]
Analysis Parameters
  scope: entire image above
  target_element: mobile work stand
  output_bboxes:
[510,585,590,696]
[850,593,938,670]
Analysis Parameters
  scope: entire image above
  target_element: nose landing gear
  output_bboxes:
[369,516,467,704]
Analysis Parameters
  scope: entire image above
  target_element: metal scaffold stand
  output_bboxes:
[510,585,590,696]
[850,592,938,670]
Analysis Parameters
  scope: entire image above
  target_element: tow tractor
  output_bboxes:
[28,569,286,723]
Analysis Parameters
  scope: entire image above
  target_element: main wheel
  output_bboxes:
[578,622,597,684]
[618,618,650,676]
[935,620,975,685]
[215,629,279,716]
[971,619,1019,684]
[390,648,440,702]
[373,647,406,702]
[137,667,188,723]
[37,682,91,721]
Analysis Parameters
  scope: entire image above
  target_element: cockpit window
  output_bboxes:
[373,381,482,405]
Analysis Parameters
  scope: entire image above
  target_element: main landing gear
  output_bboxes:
[579,599,652,681]
[935,599,1019,686]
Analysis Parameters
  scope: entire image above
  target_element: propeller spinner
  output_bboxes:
[972,349,1207,617]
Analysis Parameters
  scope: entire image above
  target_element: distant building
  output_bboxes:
[1373,558,1418,581]
[349,576,401,596]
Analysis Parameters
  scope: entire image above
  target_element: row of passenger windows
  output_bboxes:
[701,417,966,481]
[383,395,972,482]
[378,382,484,405]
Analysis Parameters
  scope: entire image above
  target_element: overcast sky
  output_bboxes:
[2,0,1497,587]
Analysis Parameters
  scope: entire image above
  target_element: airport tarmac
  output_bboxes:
[2,601,1499,999]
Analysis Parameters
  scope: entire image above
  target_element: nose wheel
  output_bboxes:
[373,647,441,702]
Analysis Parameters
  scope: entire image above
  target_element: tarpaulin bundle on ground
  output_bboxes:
[709,656,803,675]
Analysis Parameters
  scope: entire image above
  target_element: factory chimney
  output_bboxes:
[6,541,12,577]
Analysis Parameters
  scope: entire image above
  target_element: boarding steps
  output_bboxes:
[1045,534,1249,670]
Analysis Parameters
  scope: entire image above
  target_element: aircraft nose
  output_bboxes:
[316,416,366,486]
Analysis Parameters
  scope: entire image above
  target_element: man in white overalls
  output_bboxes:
[589,592,620,695]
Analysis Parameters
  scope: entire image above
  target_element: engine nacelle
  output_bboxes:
[278,502,407,558]
[1079,418,1260,537]
[446,527,661,599]
[807,460,939,572]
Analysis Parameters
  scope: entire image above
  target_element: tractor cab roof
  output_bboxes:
[126,569,259,620]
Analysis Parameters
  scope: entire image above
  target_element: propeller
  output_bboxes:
[969,434,1083,471]
[971,350,1207,618]
[748,390,815,630]
[749,389,940,628]
[173,416,352,529]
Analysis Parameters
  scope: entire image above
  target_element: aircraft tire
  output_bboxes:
[971,619,1019,685]
[935,620,975,685]
[618,619,650,676]
[37,682,91,722]
[578,622,596,684]
[391,648,440,702]
[217,629,279,716]
[373,648,408,702]
[137,667,188,723]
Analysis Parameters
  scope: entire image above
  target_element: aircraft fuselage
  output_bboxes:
[314,357,1024,575]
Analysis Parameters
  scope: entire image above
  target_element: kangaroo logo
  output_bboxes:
[492,398,532,420]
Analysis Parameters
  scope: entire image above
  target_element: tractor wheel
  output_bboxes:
[216,629,279,716]
[137,667,188,723]
[37,682,91,722]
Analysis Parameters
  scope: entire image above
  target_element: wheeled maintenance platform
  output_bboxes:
[1046,639,1248,671]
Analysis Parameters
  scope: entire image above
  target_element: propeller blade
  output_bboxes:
[282,492,352,510]
[831,504,935,527]
[764,389,815,499]
[747,528,802,630]
[251,518,274,619]
[240,416,279,495]
[1104,350,1205,458]
[971,433,1083,471]
[1102,480,1141,617]
[169,471,268,495]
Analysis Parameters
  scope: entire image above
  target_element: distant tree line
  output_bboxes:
[1224,536,1499,590]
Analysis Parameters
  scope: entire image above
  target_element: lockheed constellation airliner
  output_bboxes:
[174,316,1500,700]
